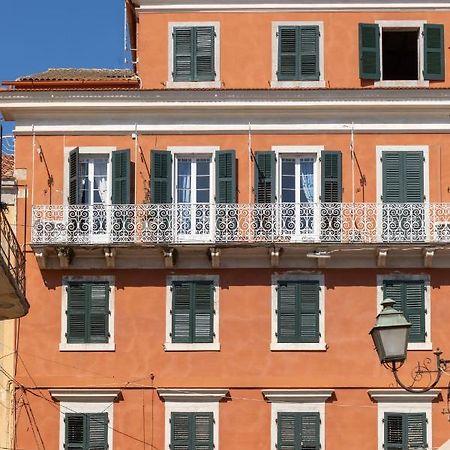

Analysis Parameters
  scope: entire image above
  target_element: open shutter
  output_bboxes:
[278,27,299,81]
[299,26,320,80]
[171,413,191,449]
[216,150,236,203]
[300,413,321,450]
[195,26,215,81]
[277,282,298,343]
[150,150,172,204]
[404,282,426,343]
[193,282,214,343]
[194,413,214,450]
[172,282,192,343]
[359,23,380,80]
[299,282,320,343]
[321,151,342,202]
[382,152,402,203]
[404,152,424,203]
[87,413,108,450]
[424,24,445,81]
[65,414,85,449]
[67,283,88,343]
[88,283,110,343]
[173,27,193,81]
[407,413,427,449]
[69,148,80,205]
[385,413,404,450]
[277,413,296,449]
[112,149,131,204]
[383,280,403,312]
[254,151,276,203]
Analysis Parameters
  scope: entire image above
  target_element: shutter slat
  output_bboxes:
[69,148,80,205]
[112,149,131,204]
[216,150,237,203]
[321,151,342,202]
[359,23,381,80]
[424,24,445,81]
[255,152,276,203]
[151,150,172,204]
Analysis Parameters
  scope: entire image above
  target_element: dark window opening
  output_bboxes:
[382,29,419,80]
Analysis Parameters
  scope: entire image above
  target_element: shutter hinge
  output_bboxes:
[275,309,278,314]
[170,309,173,314]
[275,332,278,337]
[169,332,172,337]
[319,332,322,337]
[319,309,322,315]
[213,332,216,337]
[108,332,111,337]
[65,333,68,338]
[213,309,216,314]
[380,157,383,162]
[276,31,279,37]
[382,418,385,423]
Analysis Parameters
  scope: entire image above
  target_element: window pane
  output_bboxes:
[300,158,314,203]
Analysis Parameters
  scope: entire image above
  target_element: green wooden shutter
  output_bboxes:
[424,24,445,81]
[382,152,402,203]
[298,282,320,343]
[277,282,298,343]
[172,282,192,343]
[173,27,193,81]
[385,413,405,450]
[87,413,108,450]
[150,150,172,204]
[278,27,299,81]
[193,282,214,343]
[407,413,427,449]
[404,152,424,203]
[216,150,236,203]
[359,23,380,80]
[194,413,214,450]
[112,149,131,204]
[254,151,276,203]
[171,413,191,449]
[67,283,88,344]
[65,413,85,449]
[299,25,320,80]
[321,151,342,202]
[69,148,80,205]
[278,413,320,450]
[88,283,110,344]
[277,413,296,449]
[195,26,215,81]
[300,413,321,450]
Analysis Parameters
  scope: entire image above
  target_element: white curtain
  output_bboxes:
[301,161,314,203]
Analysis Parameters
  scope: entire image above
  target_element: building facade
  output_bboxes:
[1,0,450,448]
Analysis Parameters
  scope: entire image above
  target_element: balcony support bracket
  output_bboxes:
[163,247,177,269]
[104,248,116,269]
[377,249,388,268]
[423,248,435,268]
[208,247,221,269]
[270,247,282,268]
[34,248,47,270]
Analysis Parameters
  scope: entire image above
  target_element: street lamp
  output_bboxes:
[370,298,450,393]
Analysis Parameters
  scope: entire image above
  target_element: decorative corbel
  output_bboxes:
[56,246,74,269]
[34,249,47,269]
[377,248,388,268]
[208,247,221,269]
[423,248,435,268]
[104,248,116,269]
[163,247,177,269]
[269,247,282,268]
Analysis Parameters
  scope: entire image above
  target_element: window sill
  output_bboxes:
[374,80,430,88]
[59,343,115,352]
[166,81,222,89]
[408,342,432,351]
[164,342,221,352]
[270,80,326,89]
[270,343,327,351]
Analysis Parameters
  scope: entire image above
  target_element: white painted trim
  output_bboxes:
[60,276,115,352]
[375,80,430,87]
[165,275,220,351]
[51,390,119,450]
[168,22,221,88]
[271,21,325,88]
[368,389,439,450]
[376,273,432,351]
[158,388,228,402]
[162,398,222,450]
[270,273,326,351]
[50,389,121,402]
[264,389,333,450]
[167,146,220,154]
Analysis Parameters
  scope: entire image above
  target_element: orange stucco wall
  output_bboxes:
[136,11,450,89]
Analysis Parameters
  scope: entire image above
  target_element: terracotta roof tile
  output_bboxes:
[1,154,14,178]
[17,68,138,82]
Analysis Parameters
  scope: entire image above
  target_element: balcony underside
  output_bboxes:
[0,256,28,319]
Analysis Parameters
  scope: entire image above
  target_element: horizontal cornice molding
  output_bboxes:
[49,389,121,402]
[263,389,334,402]
[368,389,441,403]
[158,388,229,402]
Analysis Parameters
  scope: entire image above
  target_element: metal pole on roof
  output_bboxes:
[0,123,3,206]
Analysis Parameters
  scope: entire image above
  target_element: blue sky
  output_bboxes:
[1,0,130,137]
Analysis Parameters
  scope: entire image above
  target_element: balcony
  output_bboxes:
[31,202,450,246]
[0,209,28,319]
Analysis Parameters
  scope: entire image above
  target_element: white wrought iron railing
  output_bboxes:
[31,203,450,245]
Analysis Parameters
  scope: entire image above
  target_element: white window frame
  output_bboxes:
[158,389,228,450]
[50,389,120,450]
[374,20,429,88]
[369,389,439,450]
[377,274,431,351]
[263,389,334,450]
[271,273,326,351]
[165,275,220,351]
[60,275,115,352]
[271,22,326,88]
[167,22,221,89]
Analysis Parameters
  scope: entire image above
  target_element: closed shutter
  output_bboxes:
[404,152,424,203]
[195,27,215,81]
[385,413,404,450]
[424,24,445,81]
[193,282,214,343]
[65,414,85,449]
[278,27,299,81]
[299,25,320,80]
[150,150,172,204]
[277,281,320,344]
[171,412,191,450]
[254,151,276,203]
[193,413,214,450]
[173,27,193,81]
[383,280,426,343]
[112,149,131,204]
[359,23,380,80]
[172,282,192,343]
[277,412,320,450]
[69,148,80,205]
[67,283,88,343]
[88,283,110,343]
[407,413,427,449]
[216,150,236,203]
[87,413,108,450]
[384,413,427,450]
[171,413,213,450]
[382,152,402,203]
[321,151,342,202]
